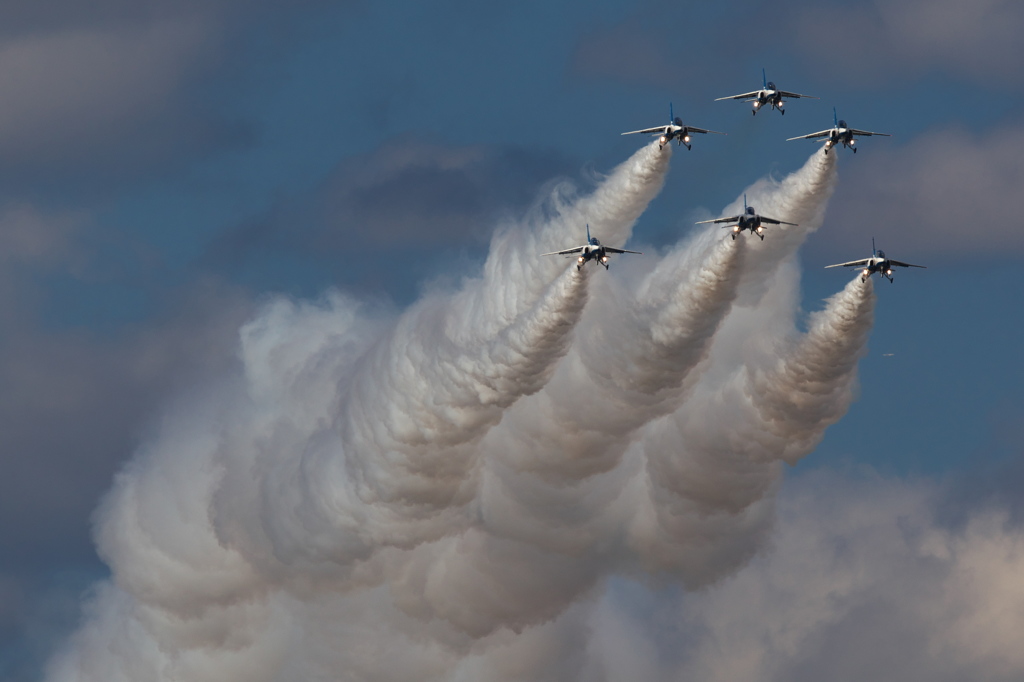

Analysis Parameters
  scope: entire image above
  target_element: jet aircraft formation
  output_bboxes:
[548,69,924,279]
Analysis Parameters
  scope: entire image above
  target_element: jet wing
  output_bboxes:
[540,246,584,256]
[825,259,872,269]
[787,129,834,141]
[848,128,891,137]
[888,259,926,269]
[686,126,726,135]
[603,246,643,255]
[714,90,761,101]
[776,90,818,99]
[759,216,798,226]
[621,126,668,136]
[695,215,741,225]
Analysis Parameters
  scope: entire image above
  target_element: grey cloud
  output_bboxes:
[569,0,1024,93]
[588,468,1024,682]
[0,278,252,564]
[568,20,680,88]
[206,136,579,297]
[789,0,1024,86]
[566,12,747,94]
[0,204,246,568]
[0,205,82,265]
[0,0,323,29]
[0,1,344,189]
[809,123,1024,259]
[0,21,211,147]
[0,17,226,185]
[0,199,253,670]
[0,0,341,41]
[317,138,580,247]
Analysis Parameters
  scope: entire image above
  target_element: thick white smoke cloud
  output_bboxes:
[587,471,1024,682]
[629,274,874,581]
[47,145,876,682]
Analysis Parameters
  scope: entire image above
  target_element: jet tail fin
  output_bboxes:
[669,102,674,124]
[872,237,876,257]
[744,193,748,212]
[834,107,838,127]
[587,223,591,243]
[762,68,767,89]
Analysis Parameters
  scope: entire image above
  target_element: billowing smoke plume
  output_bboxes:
[46,146,872,682]
[631,273,875,582]
[751,275,876,463]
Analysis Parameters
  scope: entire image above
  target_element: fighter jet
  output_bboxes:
[787,108,890,153]
[825,239,926,283]
[541,224,642,271]
[621,103,726,150]
[715,69,818,115]
[695,194,798,241]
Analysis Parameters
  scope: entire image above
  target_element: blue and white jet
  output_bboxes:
[788,108,891,154]
[541,225,642,271]
[715,69,818,116]
[621,103,726,150]
[826,239,926,283]
[695,194,797,241]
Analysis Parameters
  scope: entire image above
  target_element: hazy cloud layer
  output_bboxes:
[588,468,1024,682]
[571,0,1024,90]
[0,1,338,187]
[0,204,252,679]
[813,123,1024,258]
[567,14,745,95]
[206,137,580,296]
[789,0,1024,86]
[317,138,579,248]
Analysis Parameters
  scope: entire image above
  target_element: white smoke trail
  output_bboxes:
[750,275,877,464]
[332,140,670,515]
[365,231,750,641]
[375,152,845,641]
[492,231,746,483]
[193,265,595,606]
[383,145,858,675]
[471,149,840,570]
[46,143,671,681]
[208,142,670,573]
[727,148,837,306]
[329,142,670,524]
[44,146,874,682]
[632,273,876,582]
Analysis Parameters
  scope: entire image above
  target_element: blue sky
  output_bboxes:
[2,1,1023,680]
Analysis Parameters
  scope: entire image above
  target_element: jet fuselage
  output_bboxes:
[576,238,612,269]
[859,252,896,282]
[658,118,693,150]
[751,83,786,114]
[823,121,858,153]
